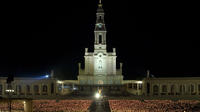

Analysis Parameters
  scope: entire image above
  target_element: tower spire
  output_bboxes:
[98,0,102,7]
[94,0,107,50]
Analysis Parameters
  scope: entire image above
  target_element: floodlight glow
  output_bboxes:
[45,75,49,78]
[136,81,143,84]
[6,89,14,92]
[95,93,100,99]
[57,81,63,84]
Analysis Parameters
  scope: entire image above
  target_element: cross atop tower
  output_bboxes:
[98,0,102,7]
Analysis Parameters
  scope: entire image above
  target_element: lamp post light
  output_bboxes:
[94,88,102,100]
[6,74,14,112]
[6,88,14,112]
[95,92,101,99]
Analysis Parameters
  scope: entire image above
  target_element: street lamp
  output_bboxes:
[6,89,14,93]
[95,93,101,99]
[6,89,14,112]
[6,74,14,112]
[95,88,102,99]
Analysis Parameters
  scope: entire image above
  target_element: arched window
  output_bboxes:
[180,85,185,93]
[183,85,185,93]
[51,83,54,94]
[198,84,200,92]
[18,85,22,93]
[153,85,159,95]
[180,85,182,93]
[0,84,2,95]
[58,84,62,92]
[162,85,167,93]
[191,84,195,93]
[138,84,142,90]
[99,35,102,43]
[128,83,132,88]
[133,84,137,90]
[98,80,103,85]
[34,85,39,94]
[26,85,30,93]
[171,85,175,94]
[198,84,200,95]
[16,85,18,93]
[42,85,48,93]
[147,83,150,94]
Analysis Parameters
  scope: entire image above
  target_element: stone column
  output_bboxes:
[167,84,170,95]
[158,84,161,96]
[175,84,177,95]
[150,82,153,96]
[183,84,186,95]
[48,84,51,95]
[142,82,146,96]
[38,85,40,96]
[62,83,64,94]
[24,85,27,97]
[55,83,57,94]
[24,100,33,112]
[2,83,5,96]
[195,83,197,95]
[197,84,199,95]
[52,82,56,95]
[31,84,33,96]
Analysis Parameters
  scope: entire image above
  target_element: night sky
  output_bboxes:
[0,0,199,79]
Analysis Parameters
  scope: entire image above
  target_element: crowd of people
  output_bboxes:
[33,100,92,112]
[1,99,200,112]
[0,102,24,112]
[0,100,92,112]
[109,100,200,112]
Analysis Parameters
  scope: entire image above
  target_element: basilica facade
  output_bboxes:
[77,2,123,85]
[0,1,200,99]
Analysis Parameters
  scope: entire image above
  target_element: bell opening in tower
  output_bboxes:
[99,35,102,43]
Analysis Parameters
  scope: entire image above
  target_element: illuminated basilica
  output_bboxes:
[0,1,200,99]
[78,1,123,85]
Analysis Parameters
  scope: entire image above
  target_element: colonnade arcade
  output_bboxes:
[0,78,56,97]
[144,78,200,96]
[151,83,200,96]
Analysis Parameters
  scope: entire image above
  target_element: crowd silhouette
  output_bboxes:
[0,100,92,112]
[0,99,200,112]
[109,100,200,112]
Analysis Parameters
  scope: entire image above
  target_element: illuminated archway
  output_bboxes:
[98,80,103,85]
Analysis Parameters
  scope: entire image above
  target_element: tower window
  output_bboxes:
[99,35,102,43]
[99,16,102,20]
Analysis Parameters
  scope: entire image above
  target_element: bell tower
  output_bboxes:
[78,0,123,85]
[94,0,107,51]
